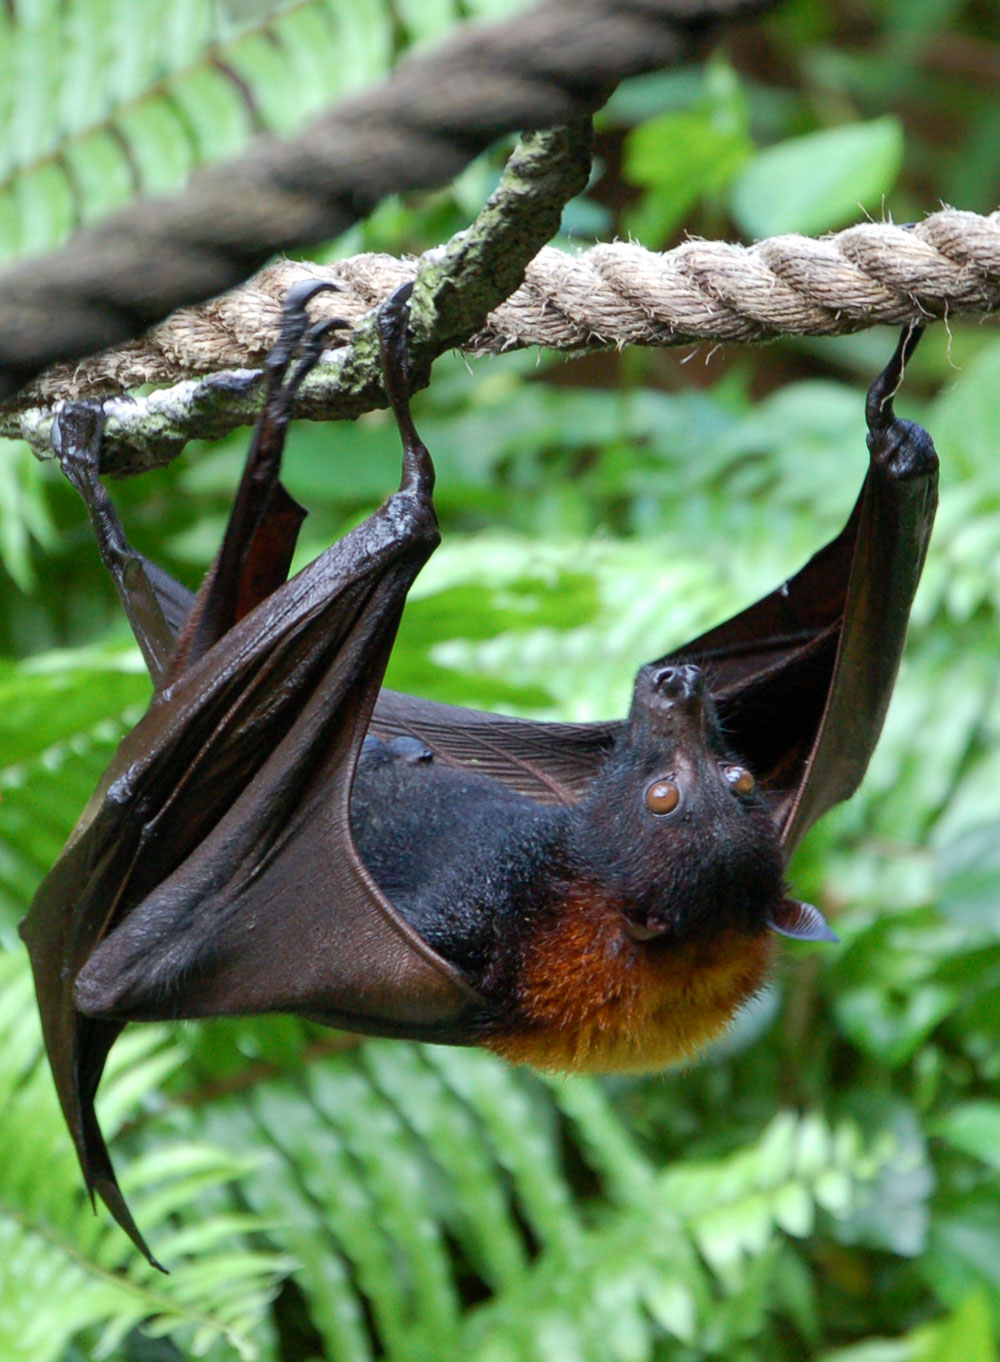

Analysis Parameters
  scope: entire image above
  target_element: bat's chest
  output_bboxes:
[487,883,775,1074]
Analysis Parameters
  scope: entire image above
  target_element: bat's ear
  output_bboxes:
[659,325,937,856]
[767,899,838,943]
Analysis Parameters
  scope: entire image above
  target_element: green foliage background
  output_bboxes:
[2,1,1000,1358]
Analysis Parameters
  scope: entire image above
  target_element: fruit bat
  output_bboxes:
[20,282,938,1266]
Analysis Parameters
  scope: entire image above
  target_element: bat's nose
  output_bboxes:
[630,661,711,738]
[651,664,704,702]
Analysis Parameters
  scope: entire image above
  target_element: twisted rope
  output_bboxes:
[4,122,596,473]
[0,0,773,402]
[13,209,1000,414]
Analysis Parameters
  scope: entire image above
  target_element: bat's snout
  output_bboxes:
[650,664,704,704]
[629,661,715,748]
[639,663,708,724]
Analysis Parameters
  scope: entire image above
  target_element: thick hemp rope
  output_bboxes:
[3,122,599,473]
[15,209,1000,409]
[6,207,999,475]
[0,0,775,402]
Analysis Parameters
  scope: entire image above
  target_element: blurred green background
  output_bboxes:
[2,1,1000,1359]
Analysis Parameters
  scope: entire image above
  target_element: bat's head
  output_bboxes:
[574,662,786,946]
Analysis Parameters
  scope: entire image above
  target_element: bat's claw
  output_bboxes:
[865,322,922,434]
[268,280,349,385]
[865,324,938,481]
[283,317,349,399]
[377,280,415,396]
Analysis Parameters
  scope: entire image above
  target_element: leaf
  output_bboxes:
[935,1104,1000,1174]
[624,106,754,245]
[929,339,1000,480]
[728,117,904,239]
[936,824,1000,935]
[0,948,288,1362]
[0,439,57,592]
[623,61,754,245]
[912,1292,998,1362]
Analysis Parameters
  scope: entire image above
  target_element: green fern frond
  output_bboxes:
[448,1104,912,1361]
[0,948,290,1361]
[171,1031,916,1362]
[0,642,150,931]
[0,0,535,264]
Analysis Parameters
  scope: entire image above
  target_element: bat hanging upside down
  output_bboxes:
[21,283,938,1264]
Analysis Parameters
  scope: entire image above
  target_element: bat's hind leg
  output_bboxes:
[243,279,350,487]
[174,283,350,668]
[52,402,116,558]
[377,282,435,500]
[51,402,180,682]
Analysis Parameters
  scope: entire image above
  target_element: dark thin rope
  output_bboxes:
[0,0,774,402]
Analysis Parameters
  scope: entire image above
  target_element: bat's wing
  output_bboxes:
[59,496,480,1031]
[664,327,938,851]
[371,689,619,804]
[20,286,479,1264]
[373,330,937,857]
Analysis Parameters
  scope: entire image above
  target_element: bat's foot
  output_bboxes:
[51,400,106,501]
[865,324,938,481]
[376,282,435,498]
[51,401,138,582]
[269,279,342,371]
[266,279,349,415]
[377,280,415,393]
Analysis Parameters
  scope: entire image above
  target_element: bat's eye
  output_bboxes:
[724,766,755,797]
[645,779,680,815]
